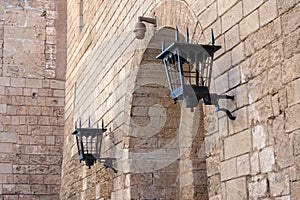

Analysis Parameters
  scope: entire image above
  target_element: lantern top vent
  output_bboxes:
[72,127,107,137]
[156,42,221,60]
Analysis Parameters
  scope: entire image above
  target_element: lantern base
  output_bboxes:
[82,154,97,169]
[181,86,236,120]
[183,85,210,109]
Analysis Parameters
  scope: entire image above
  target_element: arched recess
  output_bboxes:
[123,1,209,198]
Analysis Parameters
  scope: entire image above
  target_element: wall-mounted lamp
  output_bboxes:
[133,16,157,39]
[156,27,236,120]
[72,119,117,172]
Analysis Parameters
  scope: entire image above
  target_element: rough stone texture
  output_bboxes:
[243,0,263,16]
[259,0,278,26]
[269,171,290,197]
[259,146,275,173]
[226,177,247,200]
[61,0,300,199]
[0,0,66,199]
[248,175,268,199]
[224,129,251,159]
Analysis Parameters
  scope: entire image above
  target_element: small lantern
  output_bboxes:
[72,120,107,168]
[156,27,236,120]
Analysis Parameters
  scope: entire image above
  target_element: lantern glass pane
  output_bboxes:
[198,54,212,87]
[179,48,211,88]
[74,129,104,160]
[163,53,183,98]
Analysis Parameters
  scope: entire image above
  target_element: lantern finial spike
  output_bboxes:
[210,29,215,46]
[101,119,107,132]
[79,119,81,128]
[162,38,165,51]
[88,116,91,127]
[186,27,189,43]
[175,26,179,42]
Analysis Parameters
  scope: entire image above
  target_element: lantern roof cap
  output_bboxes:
[72,127,107,136]
[156,42,221,60]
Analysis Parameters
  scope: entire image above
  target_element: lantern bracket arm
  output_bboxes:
[203,93,236,120]
[137,16,157,26]
[216,106,236,120]
[99,157,117,173]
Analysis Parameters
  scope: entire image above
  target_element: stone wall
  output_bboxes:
[0,0,66,199]
[203,0,300,199]
[63,0,300,199]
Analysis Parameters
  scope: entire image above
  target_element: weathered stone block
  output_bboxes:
[220,157,236,181]
[250,151,260,175]
[217,0,239,15]
[294,130,300,156]
[206,155,220,177]
[272,94,280,117]
[0,143,13,153]
[225,25,240,51]
[291,180,300,200]
[208,174,220,197]
[0,103,7,113]
[274,126,294,169]
[248,73,268,104]
[269,171,290,197]
[252,124,267,150]
[214,72,229,94]
[229,107,248,135]
[26,79,43,89]
[213,51,232,78]
[2,184,16,194]
[235,84,248,108]
[244,21,280,57]
[221,2,242,33]
[286,103,300,133]
[11,78,25,87]
[228,65,240,89]
[259,0,278,26]
[236,153,250,176]
[205,132,221,157]
[248,96,273,124]
[224,130,251,159]
[0,77,10,86]
[266,65,282,95]
[0,163,12,173]
[219,116,228,138]
[243,0,263,16]
[277,0,298,14]
[287,78,300,107]
[248,175,268,199]
[240,10,259,40]
[226,177,247,200]
[283,29,300,59]
[259,146,275,173]
[231,42,245,66]
[281,3,300,35]
[198,2,217,29]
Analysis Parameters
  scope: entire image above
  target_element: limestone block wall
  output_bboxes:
[202,0,300,199]
[0,0,66,199]
[63,0,300,199]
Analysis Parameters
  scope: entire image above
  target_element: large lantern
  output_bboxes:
[72,120,107,168]
[156,27,236,120]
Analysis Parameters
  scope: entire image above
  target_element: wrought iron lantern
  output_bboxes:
[72,120,107,168]
[156,27,236,120]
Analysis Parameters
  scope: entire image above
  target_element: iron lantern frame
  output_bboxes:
[156,28,236,120]
[72,124,107,168]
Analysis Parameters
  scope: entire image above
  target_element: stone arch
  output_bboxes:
[123,1,209,198]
